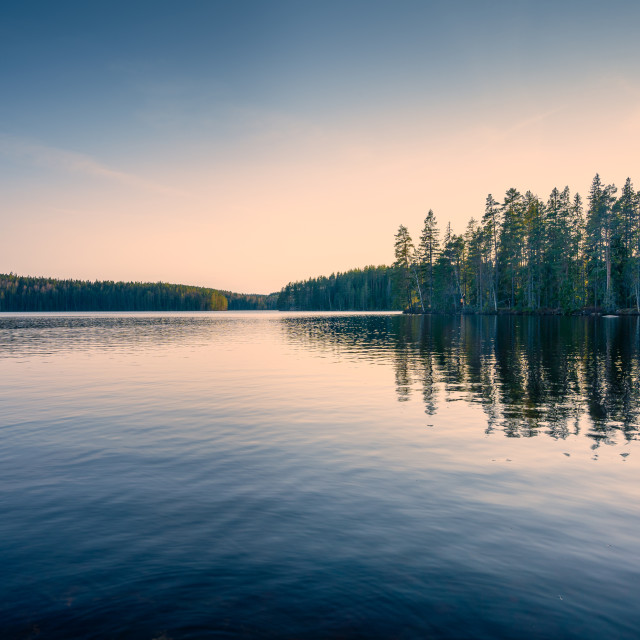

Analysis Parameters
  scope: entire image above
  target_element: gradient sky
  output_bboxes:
[2,0,640,293]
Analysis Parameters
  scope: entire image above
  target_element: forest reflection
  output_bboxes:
[283,314,640,445]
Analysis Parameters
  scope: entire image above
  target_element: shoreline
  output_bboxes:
[403,308,640,317]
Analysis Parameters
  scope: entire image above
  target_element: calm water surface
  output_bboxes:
[1,312,639,639]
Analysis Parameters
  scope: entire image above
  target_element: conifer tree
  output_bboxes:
[482,194,501,311]
[435,223,466,310]
[418,209,440,310]
[586,174,617,310]
[615,178,637,307]
[544,186,575,309]
[394,225,422,311]
[464,218,483,310]
[522,191,544,310]
[570,193,585,309]
[498,188,525,308]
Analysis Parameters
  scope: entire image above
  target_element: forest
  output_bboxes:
[3,174,639,314]
[276,266,397,311]
[221,290,278,310]
[0,275,236,312]
[279,174,640,314]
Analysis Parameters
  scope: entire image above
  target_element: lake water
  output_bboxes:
[1,312,639,639]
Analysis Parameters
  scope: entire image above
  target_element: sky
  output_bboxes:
[2,0,640,294]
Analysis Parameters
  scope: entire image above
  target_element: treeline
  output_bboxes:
[279,174,640,314]
[395,174,640,313]
[0,274,229,311]
[222,290,279,310]
[277,266,398,310]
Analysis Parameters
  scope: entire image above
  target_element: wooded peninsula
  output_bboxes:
[278,174,640,314]
[3,174,639,314]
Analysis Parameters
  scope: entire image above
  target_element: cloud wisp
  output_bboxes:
[0,134,187,196]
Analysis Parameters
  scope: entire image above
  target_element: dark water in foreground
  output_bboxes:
[1,312,639,639]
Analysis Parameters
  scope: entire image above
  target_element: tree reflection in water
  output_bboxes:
[284,314,640,446]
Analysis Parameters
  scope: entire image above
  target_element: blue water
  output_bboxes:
[1,312,639,639]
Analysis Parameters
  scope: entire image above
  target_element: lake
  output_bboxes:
[1,312,639,639]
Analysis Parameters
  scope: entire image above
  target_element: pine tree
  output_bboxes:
[615,178,636,307]
[418,209,440,310]
[482,194,501,311]
[498,188,525,308]
[464,218,483,310]
[394,225,421,311]
[570,193,585,309]
[586,174,617,310]
[630,186,640,311]
[435,223,466,311]
[522,191,544,310]
[543,186,574,309]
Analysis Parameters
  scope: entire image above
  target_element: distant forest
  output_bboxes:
[221,290,278,310]
[278,174,640,314]
[276,266,398,311]
[0,274,275,312]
